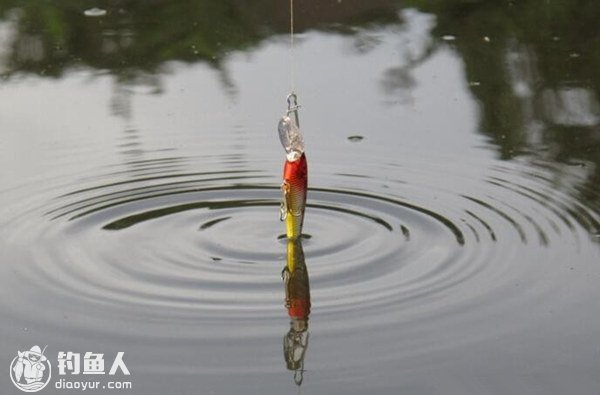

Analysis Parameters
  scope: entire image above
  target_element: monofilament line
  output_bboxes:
[290,0,295,94]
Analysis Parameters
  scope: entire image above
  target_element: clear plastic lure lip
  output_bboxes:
[279,93,304,162]
[279,116,304,161]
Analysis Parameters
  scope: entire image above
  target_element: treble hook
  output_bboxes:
[287,93,301,128]
[280,181,290,221]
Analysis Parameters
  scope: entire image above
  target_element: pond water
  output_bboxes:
[1,1,599,394]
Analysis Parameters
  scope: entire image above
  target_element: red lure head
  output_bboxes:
[283,153,307,184]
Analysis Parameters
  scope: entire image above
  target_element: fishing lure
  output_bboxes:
[279,93,307,240]
[282,238,310,386]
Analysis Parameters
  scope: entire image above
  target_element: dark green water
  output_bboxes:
[1,1,599,394]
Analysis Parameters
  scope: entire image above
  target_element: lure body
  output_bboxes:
[281,154,307,239]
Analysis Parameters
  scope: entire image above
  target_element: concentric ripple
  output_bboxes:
[33,180,467,319]
[4,155,589,296]
[2,148,599,378]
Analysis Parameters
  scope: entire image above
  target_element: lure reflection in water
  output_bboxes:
[279,93,308,240]
[282,239,311,387]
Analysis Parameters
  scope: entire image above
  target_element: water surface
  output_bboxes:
[1,1,599,394]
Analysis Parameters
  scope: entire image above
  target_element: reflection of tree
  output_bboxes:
[380,9,436,104]
[0,1,261,79]
[409,0,599,152]
[0,0,399,82]
[544,126,600,214]
[407,0,600,227]
[1,0,598,228]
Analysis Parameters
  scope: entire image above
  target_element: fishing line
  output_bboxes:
[290,0,295,94]
[278,0,306,241]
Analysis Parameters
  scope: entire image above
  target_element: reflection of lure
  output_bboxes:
[282,239,310,386]
[279,93,307,240]
[283,239,311,320]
